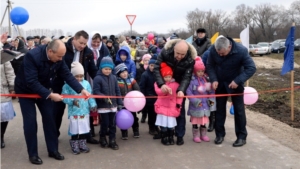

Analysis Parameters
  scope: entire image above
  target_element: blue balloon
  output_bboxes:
[10,7,29,25]
[116,109,134,130]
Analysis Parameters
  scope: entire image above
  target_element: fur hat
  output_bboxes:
[193,56,205,73]
[114,63,128,76]
[71,62,84,76]
[160,62,173,77]
[100,56,114,70]
[196,28,206,33]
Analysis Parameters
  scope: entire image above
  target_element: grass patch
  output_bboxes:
[267,51,300,65]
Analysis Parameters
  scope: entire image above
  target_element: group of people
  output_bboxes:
[0,27,256,165]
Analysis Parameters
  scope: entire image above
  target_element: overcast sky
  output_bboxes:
[0,0,296,36]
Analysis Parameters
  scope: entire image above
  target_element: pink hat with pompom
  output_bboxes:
[193,56,205,73]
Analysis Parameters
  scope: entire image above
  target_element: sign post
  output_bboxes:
[126,15,136,36]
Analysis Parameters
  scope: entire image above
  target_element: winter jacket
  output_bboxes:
[135,63,146,83]
[139,68,157,105]
[11,39,28,74]
[154,80,182,117]
[107,46,116,63]
[115,46,136,78]
[117,75,140,96]
[154,39,197,93]
[96,44,110,68]
[186,75,216,117]
[135,48,148,62]
[62,80,97,118]
[14,45,83,99]
[93,70,123,110]
[206,37,256,93]
[130,47,137,61]
[0,61,15,103]
[192,37,211,56]
[52,37,98,93]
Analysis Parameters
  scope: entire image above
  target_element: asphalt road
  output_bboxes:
[1,99,299,169]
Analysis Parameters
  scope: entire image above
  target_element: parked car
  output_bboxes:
[294,39,300,50]
[249,44,266,56]
[257,42,271,54]
[271,42,286,53]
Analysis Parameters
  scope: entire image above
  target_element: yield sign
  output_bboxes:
[126,15,136,25]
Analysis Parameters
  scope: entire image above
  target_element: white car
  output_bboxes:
[249,44,267,56]
[257,42,271,54]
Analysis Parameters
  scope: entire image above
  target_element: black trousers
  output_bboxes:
[99,112,116,140]
[19,98,58,157]
[175,98,186,137]
[144,105,156,130]
[215,85,248,140]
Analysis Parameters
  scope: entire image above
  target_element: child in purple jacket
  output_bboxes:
[186,57,216,143]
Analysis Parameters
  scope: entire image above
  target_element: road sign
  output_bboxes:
[126,15,136,26]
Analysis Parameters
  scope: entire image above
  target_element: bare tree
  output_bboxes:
[186,8,206,34]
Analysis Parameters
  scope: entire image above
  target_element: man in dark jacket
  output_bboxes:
[153,39,196,145]
[52,30,98,144]
[15,40,90,165]
[192,28,211,56]
[206,36,256,147]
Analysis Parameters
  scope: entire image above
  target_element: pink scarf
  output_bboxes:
[144,64,148,70]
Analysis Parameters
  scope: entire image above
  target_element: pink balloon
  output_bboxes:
[124,91,146,112]
[148,33,154,40]
[244,87,259,105]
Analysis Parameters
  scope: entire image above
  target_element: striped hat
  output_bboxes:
[100,56,114,69]
[114,63,127,76]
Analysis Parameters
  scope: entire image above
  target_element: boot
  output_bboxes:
[149,126,157,135]
[109,139,119,150]
[168,130,175,145]
[161,131,170,146]
[121,130,128,140]
[69,140,80,155]
[99,136,108,148]
[133,127,140,138]
[192,128,201,143]
[200,127,210,142]
[208,111,215,132]
[78,139,90,153]
[153,126,161,139]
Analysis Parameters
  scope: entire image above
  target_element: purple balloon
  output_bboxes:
[116,109,134,130]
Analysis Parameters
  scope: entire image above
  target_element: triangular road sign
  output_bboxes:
[126,15,136,25]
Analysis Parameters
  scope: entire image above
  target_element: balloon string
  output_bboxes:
[1,86,299,99]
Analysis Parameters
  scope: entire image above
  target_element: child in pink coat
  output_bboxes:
[154,62,183,146]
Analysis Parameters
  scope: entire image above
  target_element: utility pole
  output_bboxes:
[0,0,21,36]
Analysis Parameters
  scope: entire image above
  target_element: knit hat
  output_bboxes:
[196,28,206,33]
[193,56,205,73]
[100,56,114,69]
[142,54,151,61]
[148,58,156,65]
[160,62,173,77]
[114,63,127,76]
[71,62,84,76]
